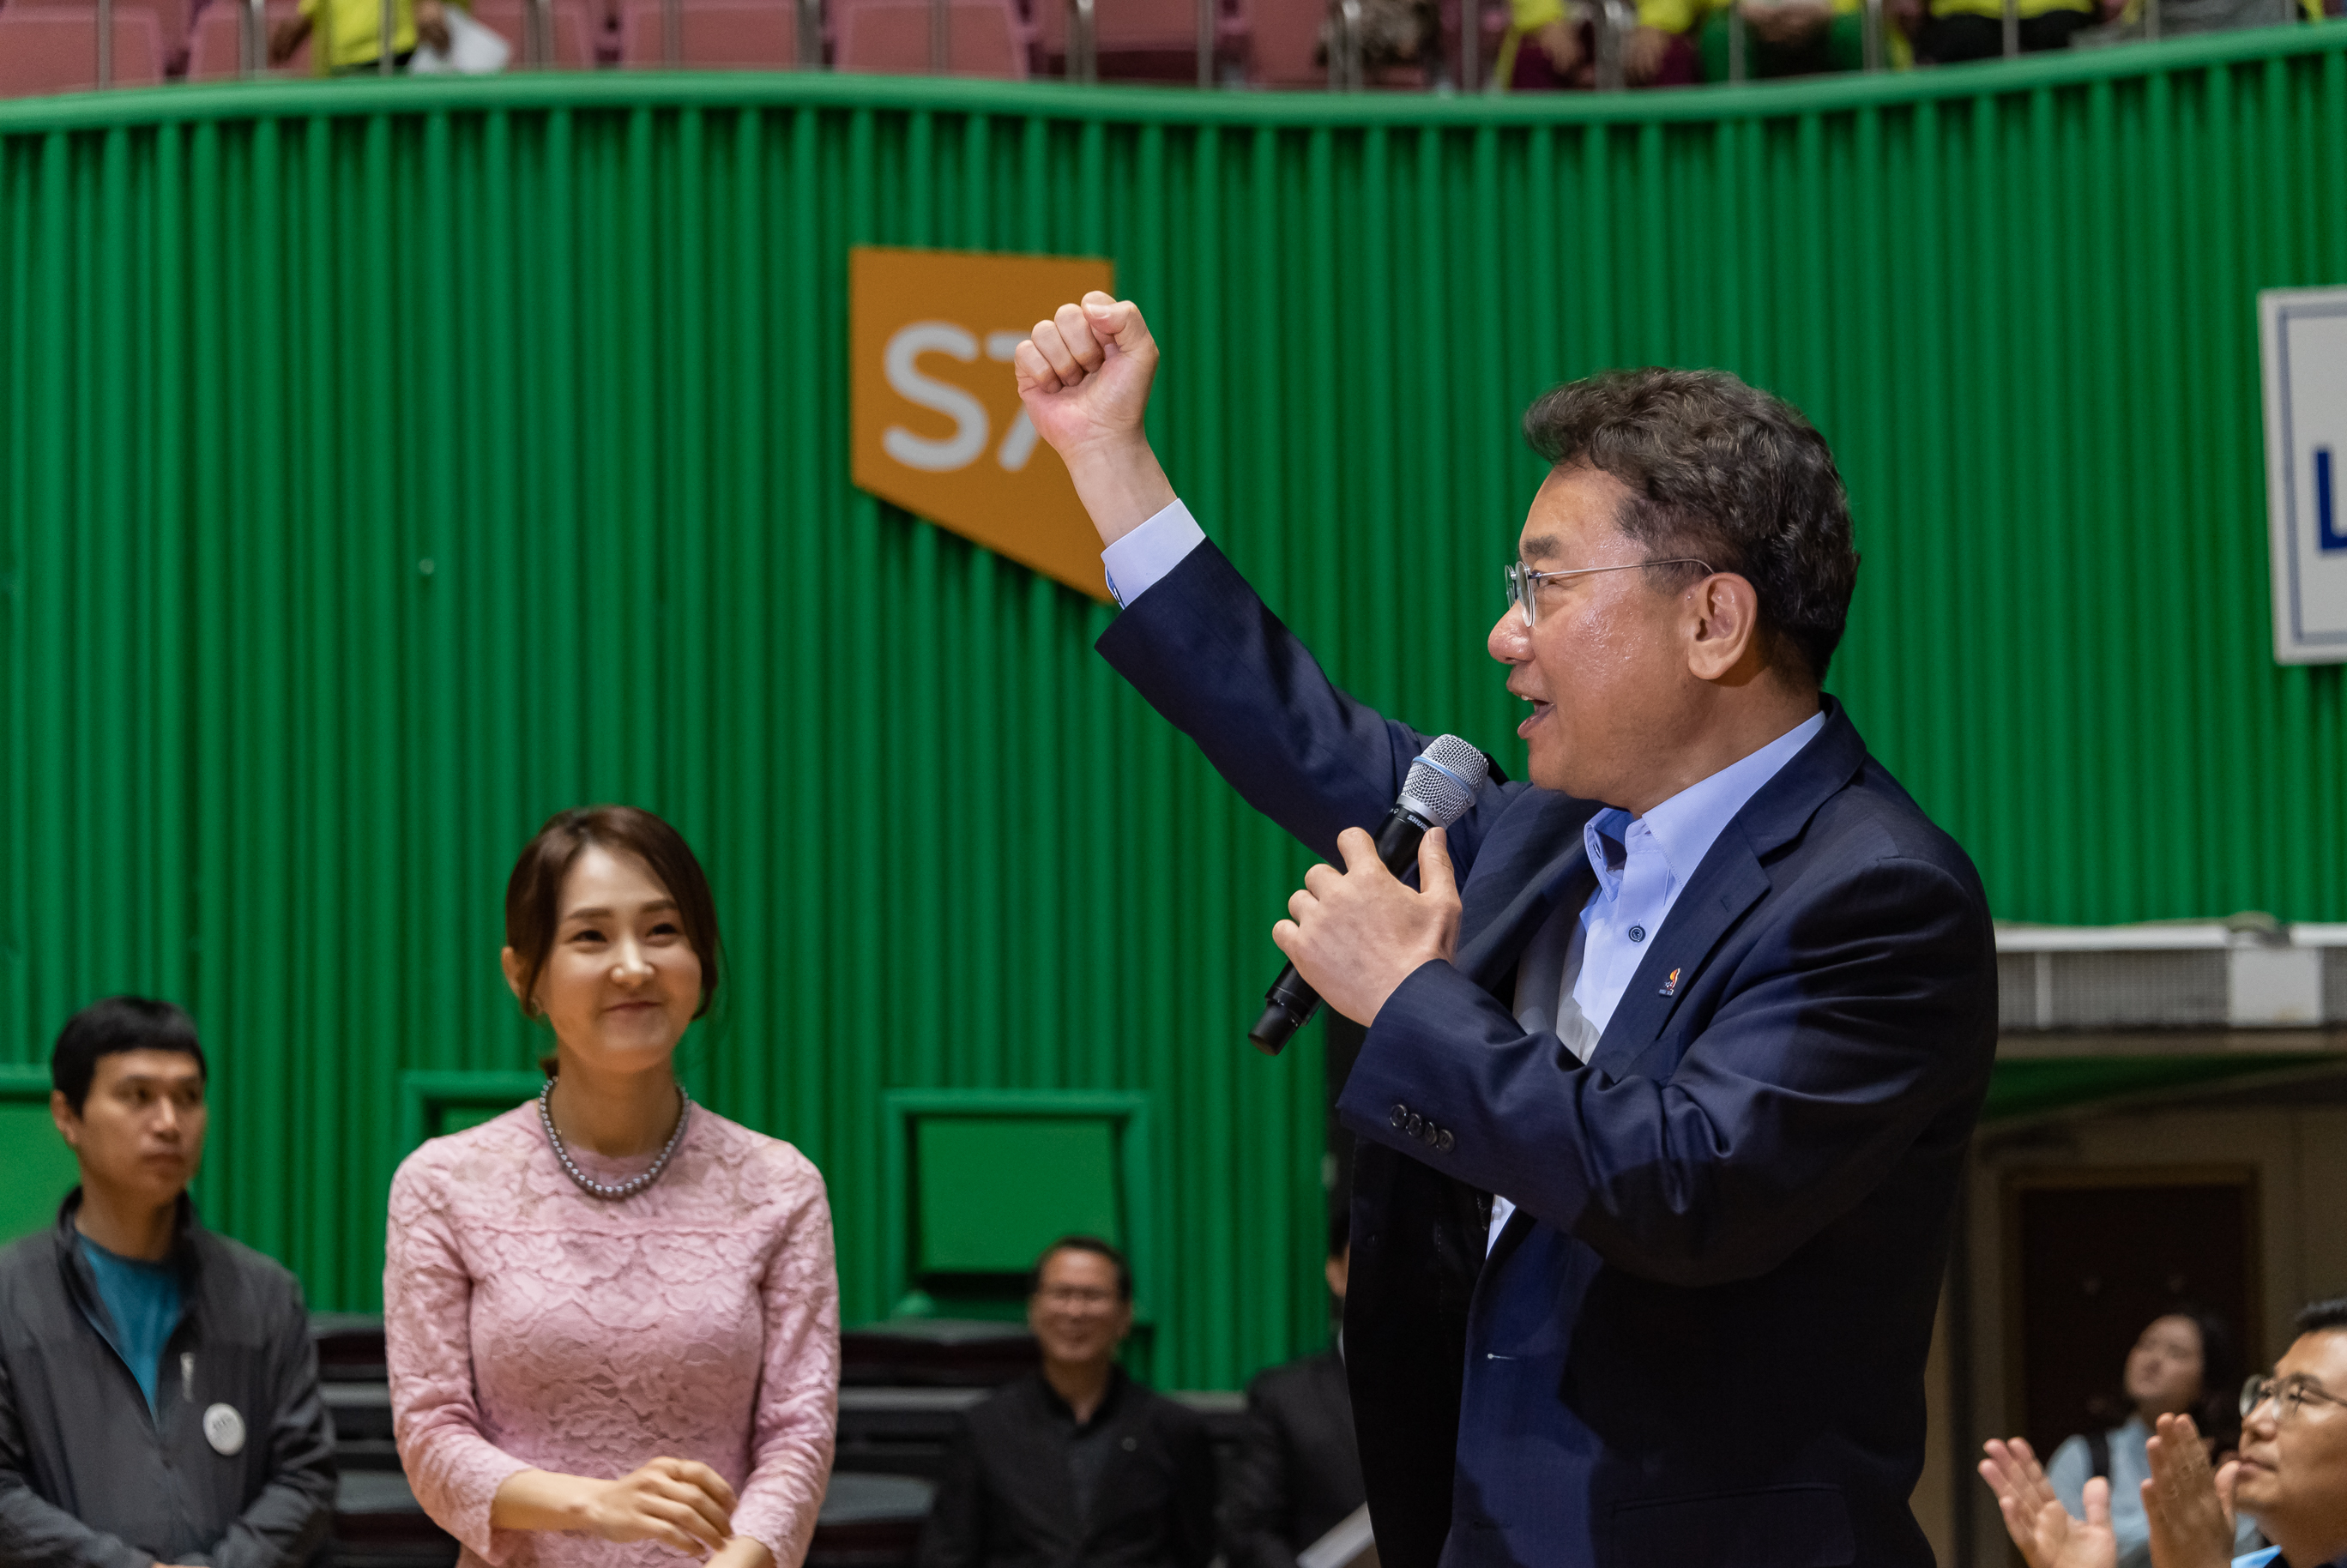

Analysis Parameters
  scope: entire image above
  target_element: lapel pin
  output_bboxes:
[1659,967,1681,998]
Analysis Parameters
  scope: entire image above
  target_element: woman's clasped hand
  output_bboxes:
[1981,1414,2243,1568]
[585,1458,738,1556]
[493,1457,749,1560]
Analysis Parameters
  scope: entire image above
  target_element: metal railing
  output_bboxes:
[1329,0,1363,87]
[56,0,2281,100]
[1065,0,1097,81]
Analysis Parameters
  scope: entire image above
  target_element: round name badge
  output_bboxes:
[202,1403,246,1456]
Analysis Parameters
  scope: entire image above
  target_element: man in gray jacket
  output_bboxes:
[0,997,335,1568]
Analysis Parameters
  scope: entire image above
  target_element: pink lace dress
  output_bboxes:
[384,1102,839,1568]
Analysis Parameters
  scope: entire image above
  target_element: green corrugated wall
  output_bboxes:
[3,30,2346,1387]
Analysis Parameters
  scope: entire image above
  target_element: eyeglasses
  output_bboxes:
[1503,558,1716,628]
[2241,1373,2347,1422]
[1035,1286,1120,1309]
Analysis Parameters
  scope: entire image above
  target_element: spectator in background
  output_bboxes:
[1222,1212,1367,1568]
[1495,0,1700,88]
[1981,1297,2347,1568]
[0,997,336,1568]
[1696,0,1879,79]
[1907,0,2110,63]
[385,805,838,1568]
[2041,1309,2261,1568]
[1318,0,1439,79]
[268,0,447,74]
[918,1237,1216,1568]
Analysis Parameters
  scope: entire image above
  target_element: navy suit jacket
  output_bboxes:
[1097,541,1997,1568]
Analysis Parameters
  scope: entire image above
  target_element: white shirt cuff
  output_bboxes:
[1101,499,1206,608]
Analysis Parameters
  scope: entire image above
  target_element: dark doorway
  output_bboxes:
[2006,1168,2260,1461]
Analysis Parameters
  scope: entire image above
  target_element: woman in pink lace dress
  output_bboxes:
[386,806,839,1568]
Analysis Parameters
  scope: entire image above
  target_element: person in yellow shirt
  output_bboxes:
[1494,0,1699,86]
[268,0,448,72]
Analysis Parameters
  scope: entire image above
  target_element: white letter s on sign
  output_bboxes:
[883,323,990,472]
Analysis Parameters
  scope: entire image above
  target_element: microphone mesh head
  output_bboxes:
[1400,735,1488,827]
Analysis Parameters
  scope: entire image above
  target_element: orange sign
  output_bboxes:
[851,246,1117,602]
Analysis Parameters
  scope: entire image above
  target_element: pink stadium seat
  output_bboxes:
[1029,0,1245,79]
[183,0,311,77]
[1240,0,1321,85]
[832,0,1025,75]
[1031,0,1195,54]
[617,0,793,64]
[0,3,165,95]
[468,0,601,66]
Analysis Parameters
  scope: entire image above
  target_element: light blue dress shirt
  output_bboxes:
[1485,709,1824,1245]
[1101,500,1828,1245]
[1100,498,1209,608]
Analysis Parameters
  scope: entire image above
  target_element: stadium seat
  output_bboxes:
[468,0,601,67]
[833,0,1026,75]
[617,0,793,64]
[0,3,166,95]
[183,0,311,78]
[1030,0,1245,80]
[1240,0,1323,85]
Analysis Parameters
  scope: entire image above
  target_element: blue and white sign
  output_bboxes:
[2263,286,2347,664]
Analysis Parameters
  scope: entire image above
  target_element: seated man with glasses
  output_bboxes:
[1982,1296,2347,1568]
[916,1237,1216,1568]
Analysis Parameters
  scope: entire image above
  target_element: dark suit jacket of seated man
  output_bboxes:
[1010,297,1999,1568]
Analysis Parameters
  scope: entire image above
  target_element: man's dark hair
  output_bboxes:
[1329,1204,1350,1259]
[2296,1297,2347,1336]
[1029,1235,1133,1302]
[1521,367,1861,683]
[52,997,207,1116]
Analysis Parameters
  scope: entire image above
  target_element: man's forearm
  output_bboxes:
[0,1481,151,1568]
[1061,436,1177,547]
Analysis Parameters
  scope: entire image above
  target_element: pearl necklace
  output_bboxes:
[537,1078,691,1201]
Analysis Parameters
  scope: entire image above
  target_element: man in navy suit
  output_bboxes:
[1013,295,1997,1568]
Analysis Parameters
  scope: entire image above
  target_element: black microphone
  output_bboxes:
[1247,735,1491,1055]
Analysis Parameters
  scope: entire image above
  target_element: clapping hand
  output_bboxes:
[2142,1413,2239,1568]
[1980,1437,2119,1568]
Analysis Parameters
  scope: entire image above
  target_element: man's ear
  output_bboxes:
[50,1089,81,1152]
[1685,572,1764,683]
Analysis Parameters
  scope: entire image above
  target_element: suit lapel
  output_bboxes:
[1584,835,1770,1076]
[1584,701,1873,1078]
[1453,791,1600,992]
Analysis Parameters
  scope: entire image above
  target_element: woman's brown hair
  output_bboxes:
[504,805,723,1032]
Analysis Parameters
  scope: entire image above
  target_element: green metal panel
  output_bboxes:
[0,1065,78,1244]
[883,1089,1156,1326]
[914,1119,1121,1273]
[4,31,2347,1385]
